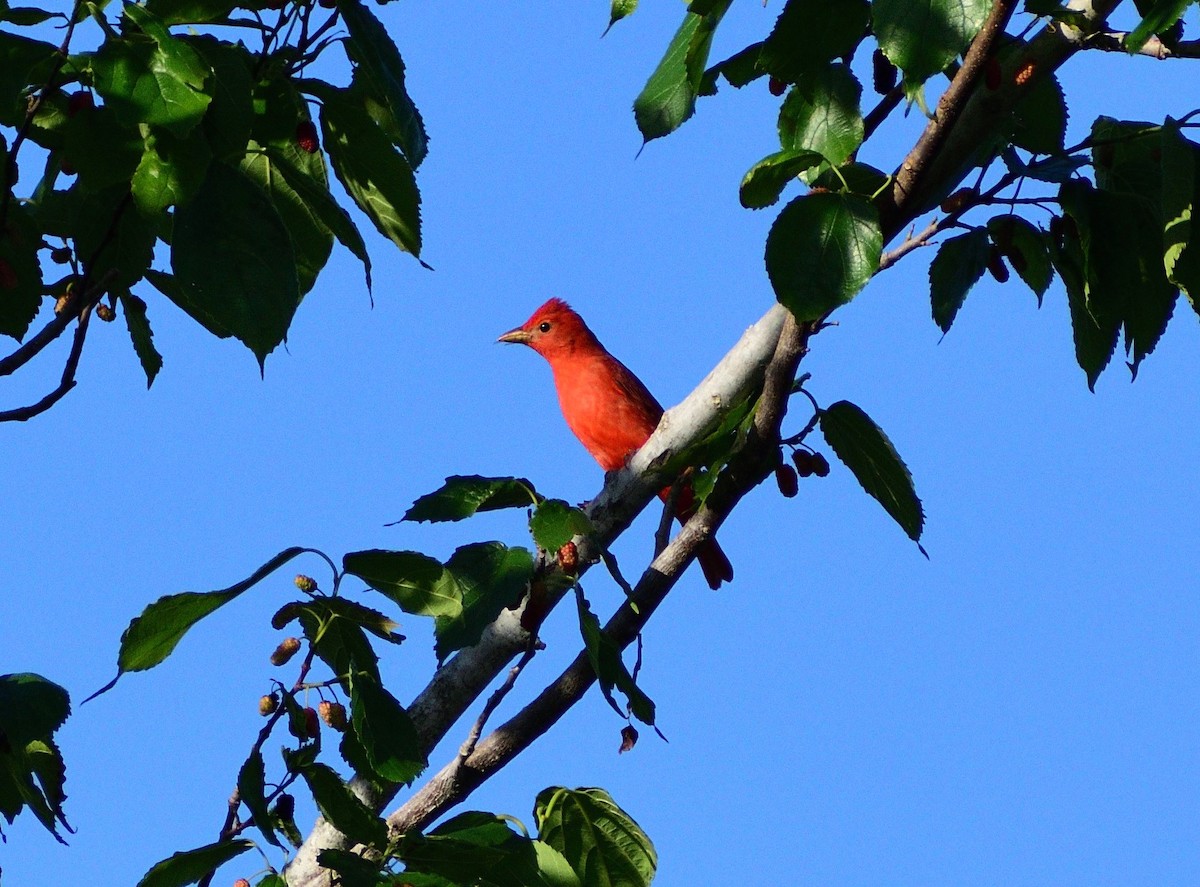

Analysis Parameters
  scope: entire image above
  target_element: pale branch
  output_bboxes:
[284,304,792,886]
[883,0,1019,234]
[457,643,538,763]
[383,318,811,838]
[1084,31,1200,60]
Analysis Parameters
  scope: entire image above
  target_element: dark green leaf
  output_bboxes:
[987,215,1052,302]
[529,500,594,551]
[632,2,730,141]
[929,228,991,332]
[0,31,58,127]
[765,191,881,320]
[1125,0,1190,52]
[237,750,281,848]
[776,62,863,183]
[350,676,426,784]
[0,674,70,749]
[759,0,868,83]
[131,125,212,214]
[63,105,143,193]
[170,161,299,366]
[739,149,824,209]
[435,543,534,661]
[1011,70,1067,154]
[0,201,43,340]
[338,0,427,167]
[90,548,313,699]
[316,848,388,887]
[810,160,888,196]
[344,549,459,617]
[264,145,372,295]
[404,475,539,522]
[819,401,923,542]
[400,813,578,887]
[317,84,422,258]
[534,786,657,887]
[300,762,388,851]
[1162,123,1200,310]
[576,589,656,728]
[135,839,254,887]
[873,0,990,83]
[703,41,765,89]
[323,597,404,644]
[1023,0,1090,28]
[180,37,253,162]
[144,0,234,25]
[1,6,55,25]
[73,184,157,289]
[607,0,638,32]
[300,605,380,684]
[118,290,163,388]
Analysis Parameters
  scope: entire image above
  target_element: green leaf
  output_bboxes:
[118,290,163,388]
[0,30,58,127]
[135,839,254,887]
[316,848,389,887]
[1023,0,1090,28]
[434,543,534,661]
[607,0,638,32]
[183,37,253,162]
[576,589,656,728]
[929,228,991,332]
[1125,0,1191,52]
[131,125,212,214]
[237,750,281,848]
[404,475,539,522]
[299,605,381,684]
[1162,123,1200,310]
[90,547,313,699]
[350,676,426,784]
[170,161,299,366]
[0,6,55,25]
[345,549,459,617]
[819,400,924,543]
[703,41,765,89]
[534,787,657,887]
[400,813,579,887]
[873,0,990,83]
[632,1,731,142]
[300,763,388,851]
[0,201,43,341]
[322,597,404,644]
[0,674,70,747]
[776,62,863,183]
[739,149,824,209]
[63,105,143,193]
[338,0,427,168]
[263,145,372,295]
[89,19,213,138]
[1010,70,1067,154]
[759,0,869,83]
[529,500,594,551]
[317,84,422,259]
[72,184,157,289]
[765,191,881,321]
[144,0,234,25]
[987,215,1051,303]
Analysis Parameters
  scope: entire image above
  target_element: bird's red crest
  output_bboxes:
[523,297,581,331]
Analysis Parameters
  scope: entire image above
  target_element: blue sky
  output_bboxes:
[4,2,1200,885]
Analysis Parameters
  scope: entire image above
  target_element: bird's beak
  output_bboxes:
[497,327,532,345]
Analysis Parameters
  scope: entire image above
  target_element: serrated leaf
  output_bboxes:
[739,149,824,209]
[350,676,426,784]
[63,104,143,193]
[873,0,990,83]
[143,0,234,25]
[130,125,212,214]
[316,84,422,258]
[169,161,299,367]
[237,750,281,848]
[0,30,57,127]
[1162,122,1200,310]
[987,215,1051,302]
[400,813,578,887]
[632,1,730,141]
[759,0,868,83]
[434,543,534,661]
[534,786,657,887]
[338,0,427,167]
[0,674,71,747]
[89,547,314,699]
[316,848,389,887]
[182,36,253,162]
[776,62,863,184]
[118,290,163,388]
[819,401,923,542]
[607,0,638,32]
[135,839,254,887]
[765,191,881,321]
[322,597,404,644]
[929,228,991,332]
[300,763,388,851]
[576,589,656,728]
[703,41,765,88]
[404,475,539,522]
[299,604,380,684]
[529,500,594,551]
[73,184,157,289]
[344,549,459,617]
[0,201,43,341]
[1011,70,1066,154]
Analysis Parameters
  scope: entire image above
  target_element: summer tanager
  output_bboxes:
[499,298,733,589]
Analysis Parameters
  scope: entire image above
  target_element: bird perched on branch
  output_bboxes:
[498,298,733,589]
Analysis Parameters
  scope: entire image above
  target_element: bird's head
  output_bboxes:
[497,298,599,359]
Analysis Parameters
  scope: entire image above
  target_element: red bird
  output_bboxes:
[499,298,733,589]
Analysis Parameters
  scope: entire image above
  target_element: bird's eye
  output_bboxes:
[538,321,552,333]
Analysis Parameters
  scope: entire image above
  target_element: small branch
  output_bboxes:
[862,83,905,144]
[1084,31,1200,60]
[599,548,636,599]
[882,0,1019,233]
[457,644,538,763]
[653,478,683,557]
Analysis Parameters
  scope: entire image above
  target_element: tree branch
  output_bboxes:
[1084,31,1200,60]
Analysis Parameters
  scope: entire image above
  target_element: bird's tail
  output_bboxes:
[661,483,734,590]
[697,538,733,590]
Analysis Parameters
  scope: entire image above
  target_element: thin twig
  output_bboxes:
[457,644,538,762]
[1085,31,1200,60]
[599,548,636,599]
